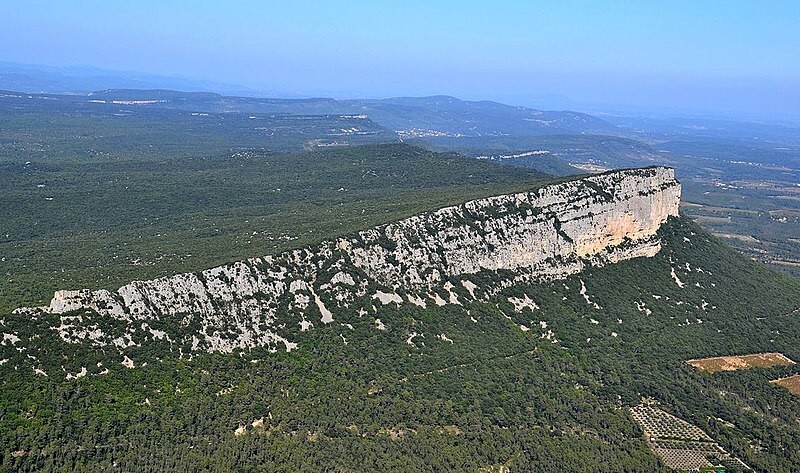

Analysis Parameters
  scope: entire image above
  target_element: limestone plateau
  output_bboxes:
[14,167,680,356]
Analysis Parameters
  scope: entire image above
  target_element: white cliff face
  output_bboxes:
[15,167,680,355]
[350,167,679,288]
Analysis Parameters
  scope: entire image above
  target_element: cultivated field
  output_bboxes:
[630,402,751,471]
[771,374,800,396]
[687,353,795,373]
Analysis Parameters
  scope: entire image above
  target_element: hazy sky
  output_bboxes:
[2,0,799,116]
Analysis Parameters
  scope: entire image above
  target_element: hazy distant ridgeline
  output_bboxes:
[0,88,618,143]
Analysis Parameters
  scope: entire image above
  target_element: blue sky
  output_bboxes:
[1,0,799,116]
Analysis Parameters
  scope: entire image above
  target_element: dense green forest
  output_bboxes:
[2,93,800,471]
[3,217,800,471]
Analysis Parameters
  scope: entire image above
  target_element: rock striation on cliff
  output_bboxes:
[14,167,680,355]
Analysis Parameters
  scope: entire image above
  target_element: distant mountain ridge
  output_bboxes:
[0,86,618,138]
[0,61,263,96]
[0,63,610,135]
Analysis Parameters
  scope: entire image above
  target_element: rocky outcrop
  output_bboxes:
[14,167,680,355]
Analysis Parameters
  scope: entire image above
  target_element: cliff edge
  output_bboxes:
[14,167,680,354]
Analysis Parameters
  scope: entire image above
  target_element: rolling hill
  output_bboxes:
[2,145,800,471]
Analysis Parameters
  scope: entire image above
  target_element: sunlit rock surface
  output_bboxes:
[15,167,680,354]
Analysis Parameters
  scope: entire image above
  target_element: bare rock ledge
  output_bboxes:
[15,167,680,354]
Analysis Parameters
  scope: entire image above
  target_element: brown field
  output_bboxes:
[771,374,800,396]
[687,353,795,373]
